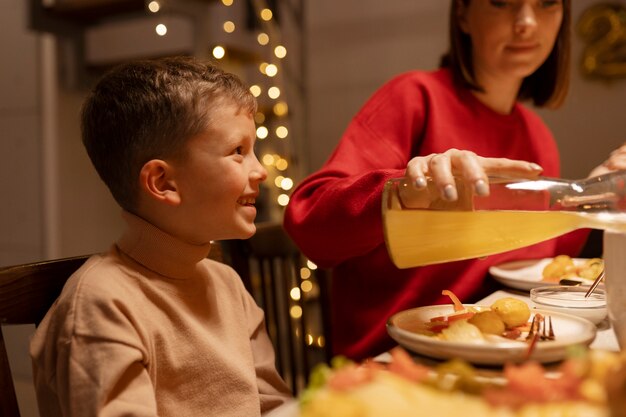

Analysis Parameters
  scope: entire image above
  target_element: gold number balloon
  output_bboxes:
[577,3,626,79]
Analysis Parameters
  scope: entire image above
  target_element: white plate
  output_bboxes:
[488,258,596,291]
[387,304,596,365]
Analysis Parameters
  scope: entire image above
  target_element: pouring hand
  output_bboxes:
[588,143,626,178]
[405,148,543,202]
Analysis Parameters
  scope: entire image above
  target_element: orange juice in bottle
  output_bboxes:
[382,172,626,268]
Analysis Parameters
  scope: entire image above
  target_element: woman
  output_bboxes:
[284,0,624,360]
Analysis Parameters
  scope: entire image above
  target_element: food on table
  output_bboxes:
[490,297,531,328]
[542,254,576,280]
[300,347,625,417]
[440,320,485,343]
[468,311,506,335]
[420,291,533,344]
[542,256,604,282]
[578,258,604,280]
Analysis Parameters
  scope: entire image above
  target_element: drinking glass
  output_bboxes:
[603,230,626,349]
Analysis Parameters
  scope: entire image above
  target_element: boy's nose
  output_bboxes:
[252,158,268,182]
[514,4,537,35]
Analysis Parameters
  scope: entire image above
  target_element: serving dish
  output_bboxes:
[387,304,596,365]
[489,258,600,291]
[530,286,607,325]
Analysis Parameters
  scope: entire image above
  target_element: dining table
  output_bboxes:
[263,286,621,417]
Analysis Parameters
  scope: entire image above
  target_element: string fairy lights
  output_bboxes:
[215,0,295,212]
[146,0,168,35]
[215,1,325,349]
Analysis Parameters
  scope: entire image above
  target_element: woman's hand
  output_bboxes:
[588,143,626,178]
[405,149,543,201]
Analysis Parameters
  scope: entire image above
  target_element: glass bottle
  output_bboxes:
[382,170,626,268]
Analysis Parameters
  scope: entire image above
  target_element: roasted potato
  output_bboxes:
[468,311,505,335]
[490,297,530,328]
[578,258,604,280]
[542,255,604,282]
[542,255,576,281]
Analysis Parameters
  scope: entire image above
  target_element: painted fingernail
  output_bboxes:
[529,163,542,171]
[443,184,457,201]
[474,179,489,196]
[414,177,427,188]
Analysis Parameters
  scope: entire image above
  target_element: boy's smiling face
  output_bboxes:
[170,102,267,244]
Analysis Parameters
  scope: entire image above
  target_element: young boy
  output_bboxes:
[30,56,291,416]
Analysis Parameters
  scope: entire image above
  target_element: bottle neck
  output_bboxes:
[549,171,626,212]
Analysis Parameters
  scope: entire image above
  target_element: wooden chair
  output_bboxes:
[0,243,224,417]
[221,222,333,395]
[0,254,91,417]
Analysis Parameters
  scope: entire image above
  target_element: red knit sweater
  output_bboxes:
[284,68,588,360]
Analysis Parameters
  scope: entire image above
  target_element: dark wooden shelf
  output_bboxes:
[40,0,145,24]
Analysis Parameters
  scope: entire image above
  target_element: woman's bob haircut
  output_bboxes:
[440,0,571,109]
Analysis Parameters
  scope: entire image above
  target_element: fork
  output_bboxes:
[526,314,555,341]
[525,314,555,359]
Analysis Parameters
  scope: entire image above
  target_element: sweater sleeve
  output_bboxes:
[61,336,158,417]
[240,288,292,412]
[41,279,160,417]
[284,75,427,267]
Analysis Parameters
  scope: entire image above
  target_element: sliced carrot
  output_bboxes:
[442,289,465,312]
[447,311,475,322]
[428,311,475,334]
[502,328,522,340]
[429,311,474,323]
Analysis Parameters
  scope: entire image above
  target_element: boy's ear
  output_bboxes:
[139,159,181,206]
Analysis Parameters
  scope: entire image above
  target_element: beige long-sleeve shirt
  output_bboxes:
[30,212,291,417]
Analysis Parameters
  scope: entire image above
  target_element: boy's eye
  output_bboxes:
[489,0,508,7]
[234,146,243,155]
[540,0,561,7]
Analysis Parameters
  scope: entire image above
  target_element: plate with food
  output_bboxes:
[386,292,596,365]
[299,347,622,417]
[489,256,604,291]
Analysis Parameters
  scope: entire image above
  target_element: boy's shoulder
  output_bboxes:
[46,252,145,324]
[200,257,251,298]
[70,252,246,298]
[42,252,254,336]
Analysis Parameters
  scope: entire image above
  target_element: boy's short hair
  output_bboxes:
[81,56,257,212]
[440,0,571,109]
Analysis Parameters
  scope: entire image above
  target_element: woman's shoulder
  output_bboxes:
[382,67,454,91]
[357,68,455,117]
[514,102,552,130]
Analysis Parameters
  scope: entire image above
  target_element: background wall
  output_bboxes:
[2,1,626,416]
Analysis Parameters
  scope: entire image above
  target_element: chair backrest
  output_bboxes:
[0,243,224,417]
[0,255,91,417]
[221,222,332,395]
